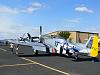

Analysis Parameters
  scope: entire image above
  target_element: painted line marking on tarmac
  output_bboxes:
[0,47,71,75]
[0,63,36,68]
[0,48,7,51]
[21,57,71,75]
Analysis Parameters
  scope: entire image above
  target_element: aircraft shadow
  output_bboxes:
[18,53,74,59]
[58,54,74,58]
[17,53,59,57]
[17,53,99,62]
[72,57,99,62]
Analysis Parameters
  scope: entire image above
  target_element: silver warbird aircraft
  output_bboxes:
[8,26,99,61]
[8,32,66,55]
[8,26,66,55]
[57,35,99,60]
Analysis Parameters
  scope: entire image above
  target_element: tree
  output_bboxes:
[57,31,70,40]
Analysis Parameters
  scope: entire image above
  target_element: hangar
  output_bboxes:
[47,31,99,43]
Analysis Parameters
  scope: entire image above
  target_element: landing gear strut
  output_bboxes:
[74,52,79,61]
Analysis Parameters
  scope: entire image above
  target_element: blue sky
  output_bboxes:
[0,0,100,39]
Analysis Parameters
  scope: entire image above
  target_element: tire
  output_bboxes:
[74,52,79,61]
[60,46,63,55]
[46,47,50,54]
[66,49,72,56]
[35,50,38,55]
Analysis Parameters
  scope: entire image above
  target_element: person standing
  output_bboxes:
[10,43,14,53]
[15,44,19,55]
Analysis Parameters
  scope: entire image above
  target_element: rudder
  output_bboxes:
[90,35,98,57]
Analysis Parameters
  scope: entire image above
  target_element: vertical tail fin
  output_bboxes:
[84,36,93,48]
[90,35,98,57]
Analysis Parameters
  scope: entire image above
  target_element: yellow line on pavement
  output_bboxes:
[21,57,71,75]
[0,63,36,68]
[0,48,7,51]
[0,47,71,75]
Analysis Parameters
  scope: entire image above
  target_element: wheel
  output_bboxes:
[68,53,72,56]
[66,49,72,56]
[60,46,63,55]
[46,46,50,54]
[75,55,78,60]
[74,52,79,61]
[35,50,38,55]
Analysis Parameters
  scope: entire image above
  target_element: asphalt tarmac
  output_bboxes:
[0,45,100,75]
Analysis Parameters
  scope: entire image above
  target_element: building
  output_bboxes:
[47,31,99,43]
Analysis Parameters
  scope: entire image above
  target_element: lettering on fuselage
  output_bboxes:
[91,47,97,51]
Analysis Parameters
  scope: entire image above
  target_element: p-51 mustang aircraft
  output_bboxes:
[8,33,66,55]
[8,26,99,61]
[8,26,65,55]
[8,34,99,60]
[56,35,99,60]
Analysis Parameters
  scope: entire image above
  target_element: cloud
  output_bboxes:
[64,18,80,24]
[31,2,43,8]
[0,2,43,14]
[85,27,99,33]
[0,24,40,39]
[21,2,43,13]
[0,16,40,39]
[0,6,18,14]
[75,6,94,13]
[83,25,100,36]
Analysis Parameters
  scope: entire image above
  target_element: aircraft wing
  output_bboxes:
[8,39,31,46]
[8,39,46,51]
